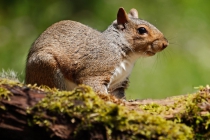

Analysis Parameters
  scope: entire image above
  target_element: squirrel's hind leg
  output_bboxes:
[25,53,66,90]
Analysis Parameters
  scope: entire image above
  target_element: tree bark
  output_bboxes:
[0,81,209,139]
[0,84,51,140]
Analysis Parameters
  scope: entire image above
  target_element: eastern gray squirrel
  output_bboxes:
[25,7,168,98]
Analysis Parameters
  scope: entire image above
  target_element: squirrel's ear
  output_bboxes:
[117,7,129,26]
[128,8,138,18]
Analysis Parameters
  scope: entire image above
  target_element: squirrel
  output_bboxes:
[25,7,168,98]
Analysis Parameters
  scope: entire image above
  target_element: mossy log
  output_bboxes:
[0,79,210,140]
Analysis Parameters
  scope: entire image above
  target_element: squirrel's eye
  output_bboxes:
[138,27,147,35]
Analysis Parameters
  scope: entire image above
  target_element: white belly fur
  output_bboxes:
[108,54,139,90]
[64,54,139,92]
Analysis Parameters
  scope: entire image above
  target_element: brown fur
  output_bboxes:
[25,8,168,98]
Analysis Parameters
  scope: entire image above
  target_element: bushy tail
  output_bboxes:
[0,69,20,82]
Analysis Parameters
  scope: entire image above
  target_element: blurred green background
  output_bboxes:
[0,0,210,99]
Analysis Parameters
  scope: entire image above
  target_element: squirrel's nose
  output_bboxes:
[162,38,169,49]
[162,43,167,49]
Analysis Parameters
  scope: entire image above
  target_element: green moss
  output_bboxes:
[28,85,193,139]
[0,87,12,100]
[139,85,210,139]
[0,78,19,85]
[0,78,19,102]
[0,87,12,110]
[180,87,210,139]
[1,78,203,139]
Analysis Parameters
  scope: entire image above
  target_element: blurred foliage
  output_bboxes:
[0,0,210,99]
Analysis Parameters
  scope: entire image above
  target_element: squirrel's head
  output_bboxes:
[114,7,168,56]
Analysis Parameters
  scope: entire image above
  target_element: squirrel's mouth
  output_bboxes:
[145,51,156,56]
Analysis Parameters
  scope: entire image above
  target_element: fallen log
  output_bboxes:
[0,79,210,139]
